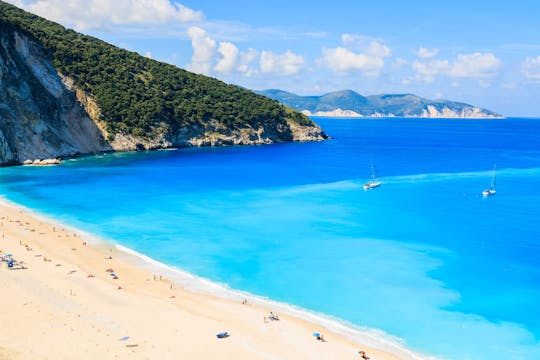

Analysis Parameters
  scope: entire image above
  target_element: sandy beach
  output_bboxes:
[0,199,412,360]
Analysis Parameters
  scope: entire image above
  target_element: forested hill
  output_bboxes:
[0,2,326,165]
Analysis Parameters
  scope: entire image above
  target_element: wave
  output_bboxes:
[381,166,540,184]
[273,166,540,195]
[114,244,431,360]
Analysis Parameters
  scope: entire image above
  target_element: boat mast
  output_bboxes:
[490,165,496,189]
[371,163,377,183]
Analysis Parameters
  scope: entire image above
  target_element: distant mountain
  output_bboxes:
[256,89,503,118]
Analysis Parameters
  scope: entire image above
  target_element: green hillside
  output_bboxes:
[0,1,312,139]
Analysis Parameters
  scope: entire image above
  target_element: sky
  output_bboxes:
[6,0,540,116]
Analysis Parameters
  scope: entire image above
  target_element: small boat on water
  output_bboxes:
[363,163,381,190]
[482,165,496,197]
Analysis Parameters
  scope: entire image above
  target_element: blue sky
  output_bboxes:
[7,0,540,116]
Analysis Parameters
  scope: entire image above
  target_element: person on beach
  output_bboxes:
[268,312,279,320]
[358,350,369,359]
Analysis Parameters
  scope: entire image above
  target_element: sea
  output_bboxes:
[1,117,539,359]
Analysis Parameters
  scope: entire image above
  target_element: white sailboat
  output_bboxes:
[363,163,381,190]
[482,165,496,196]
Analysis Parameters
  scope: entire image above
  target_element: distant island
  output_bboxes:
[255,89,503,119]
[0,2,326,166]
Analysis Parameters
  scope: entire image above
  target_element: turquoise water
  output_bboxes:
[1,117,540,358]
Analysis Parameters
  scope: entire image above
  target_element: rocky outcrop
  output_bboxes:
[419,105,501,118]
[101,117,325,152]
[302,108,363,117]
[0,28,326,166]
[22,158,61,165]
[287,120,328,141]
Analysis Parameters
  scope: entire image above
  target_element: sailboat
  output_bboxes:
[482,165,496,196]
[363,163,382,190]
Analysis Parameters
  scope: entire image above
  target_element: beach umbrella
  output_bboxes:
[313,332,320,337]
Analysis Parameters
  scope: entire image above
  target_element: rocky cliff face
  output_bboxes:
[0,29,326,166]
[0,29,111,165]
[419,105,501,118]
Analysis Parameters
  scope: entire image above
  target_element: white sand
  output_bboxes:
[0,199,416,359]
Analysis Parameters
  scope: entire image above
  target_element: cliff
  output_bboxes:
[256,89,503,119]
[0,29,111,165]
[0,2,326,166]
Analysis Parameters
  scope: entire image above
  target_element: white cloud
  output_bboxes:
[416,47,439,59]
[341,34,391,56]
[412,52,502,82]
[238,48,259,76]
[5,0,23,6]
[319,47,384,75]
[392,58,408,70]
[341,33,364,46]
[365,41,391,57]
[522,56,540,80]
[448,53,501,78]
[186,26,216,75]
[144,51,152,59]
[8,0,202,30]
[185,25,299,77]
[411,59,450,82]
[260,50,304,75]
[214,43,258,76]
[185,27,288,77]
[318,34,391,76]
[341,33,372,48]
[214,42,239,73]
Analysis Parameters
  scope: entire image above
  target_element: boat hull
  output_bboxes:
[363,181,382,190]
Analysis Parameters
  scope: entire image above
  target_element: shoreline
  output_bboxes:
[0,197,426,359]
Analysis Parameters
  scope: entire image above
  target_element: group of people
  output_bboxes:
[358,350,370,359]
[0,251,14,268]
[264,311,280,322]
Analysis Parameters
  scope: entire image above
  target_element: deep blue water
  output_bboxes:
[1,117,540,359]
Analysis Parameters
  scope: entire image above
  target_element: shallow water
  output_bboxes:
[1,117,539,358]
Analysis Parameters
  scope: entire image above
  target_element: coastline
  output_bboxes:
[307,114,505,119]
[0,197,425,359]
